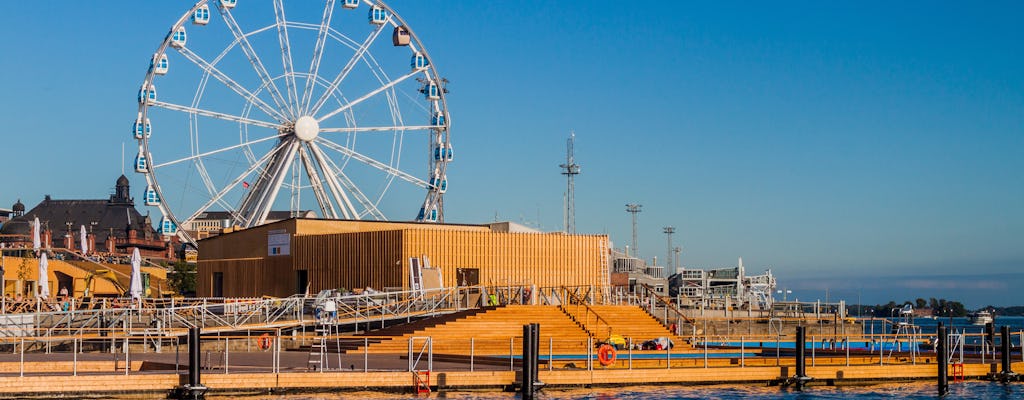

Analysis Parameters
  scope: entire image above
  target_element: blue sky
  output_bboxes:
[0,1,1021,307]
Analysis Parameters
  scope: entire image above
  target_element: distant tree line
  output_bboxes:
[849,297,969,317]
[981,305,1024,316]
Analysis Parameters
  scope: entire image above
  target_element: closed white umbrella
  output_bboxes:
[37,253,49,299]
[129,247,143,300]
[32,217,40,253]
[79,225,88,255]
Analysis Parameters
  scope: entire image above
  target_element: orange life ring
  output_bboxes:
[258,333,273,350]
[597,344,617,366]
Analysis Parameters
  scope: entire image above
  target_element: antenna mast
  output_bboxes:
[625,203,642,257]
[560,131,581,234]
[663,226,675,274]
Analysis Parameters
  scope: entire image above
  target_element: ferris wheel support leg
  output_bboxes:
[238,140,301,227]
[308,142,359,219]
[297,145,339,219]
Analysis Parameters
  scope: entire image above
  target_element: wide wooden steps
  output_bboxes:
[561,304,693,350]
[346,305,591,355]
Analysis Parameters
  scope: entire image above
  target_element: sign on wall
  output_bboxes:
[268,229,290,256]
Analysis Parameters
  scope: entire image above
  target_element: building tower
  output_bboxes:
[625,203,642,257]
[560,132,581,234]
[663,226,675,275]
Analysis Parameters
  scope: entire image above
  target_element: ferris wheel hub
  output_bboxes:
[294,115,320,142]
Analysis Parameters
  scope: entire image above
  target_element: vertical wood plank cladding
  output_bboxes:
[292,230,404,293]
[196,258,294,297]
[199,219,608,297]
[404,230,606,290]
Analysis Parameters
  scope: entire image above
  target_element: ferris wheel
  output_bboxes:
[133,0,452,245]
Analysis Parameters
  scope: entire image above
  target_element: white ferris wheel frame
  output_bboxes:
[134,0,452,245]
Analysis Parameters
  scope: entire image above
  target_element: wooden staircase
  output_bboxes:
[345,305,591,355]
[561,304,695,351]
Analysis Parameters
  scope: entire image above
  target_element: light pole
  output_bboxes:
[663,227,675,275]
[777,289,792,302]
[625,204,642,257]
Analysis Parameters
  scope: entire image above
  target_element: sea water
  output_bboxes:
[208,317,1024,399]
[209,381,1024,399]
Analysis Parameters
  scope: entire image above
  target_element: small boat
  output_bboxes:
[968,310,994,326]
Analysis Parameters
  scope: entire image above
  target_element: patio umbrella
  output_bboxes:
[79,225,88,255]
[38,253,49,299]
[129,247,143,300]
[32,217,40,254]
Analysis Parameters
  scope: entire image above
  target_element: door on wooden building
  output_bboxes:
[296,270,308,296]
[457,268,480,307]
[212,272,223,297]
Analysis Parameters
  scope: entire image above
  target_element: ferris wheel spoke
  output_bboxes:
[237,139,302,227]
[153,133,285,169]
[182,147,280,226]
[308,23,388,115]
[192,158,220,202]
[298,145,340,219]
[300,0,335,114]
[333,164,387,220]
[317,69,420,123]
[273,0,300,117]
[319,125,439,133]
[308,142,368,219]
[216,5,294,119]
[150,100,281,130]
[315,137,428,188]
[175,47,289,123]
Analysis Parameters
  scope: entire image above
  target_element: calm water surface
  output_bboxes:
[208,381,1023,399]
[211,317,1024,399]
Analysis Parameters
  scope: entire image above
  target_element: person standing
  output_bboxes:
[323,297,337,323]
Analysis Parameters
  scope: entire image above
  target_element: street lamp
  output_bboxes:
[776,289,792,302]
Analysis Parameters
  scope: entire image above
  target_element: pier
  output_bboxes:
[0,288,1019,397]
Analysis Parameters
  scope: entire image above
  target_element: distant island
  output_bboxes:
[848,297,1024,317]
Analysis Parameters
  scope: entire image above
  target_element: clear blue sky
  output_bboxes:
[1,1,1021,307]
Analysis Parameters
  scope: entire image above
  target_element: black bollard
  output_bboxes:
[985,322,995,355]
[1001,325,1013,376]
[794,326,806,390]
[531,323,543,390]
[189,328,201,388]
[937,323,948,396]
[521,324,534,400]
[170,327,207,399]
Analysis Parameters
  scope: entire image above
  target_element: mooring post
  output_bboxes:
[531,323,543,391]
[937,322,948,396]
[189,328,201,389]
[521,324,534,400]
[794,325,808,390]
[1002,325,1012,375]
[996,325,1018,382]
[169,327,208,400]
[986,322,995,359]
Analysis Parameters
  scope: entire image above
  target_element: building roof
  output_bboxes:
[193,210,315,221]
[0,176,159,241]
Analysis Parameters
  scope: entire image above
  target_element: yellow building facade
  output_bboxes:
[197,219,609,298]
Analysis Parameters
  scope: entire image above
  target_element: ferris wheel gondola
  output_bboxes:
[134,0,452,245]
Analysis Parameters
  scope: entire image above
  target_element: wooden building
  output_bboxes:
[197,219,609,298]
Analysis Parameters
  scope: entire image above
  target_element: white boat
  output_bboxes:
[968,310,994,326]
